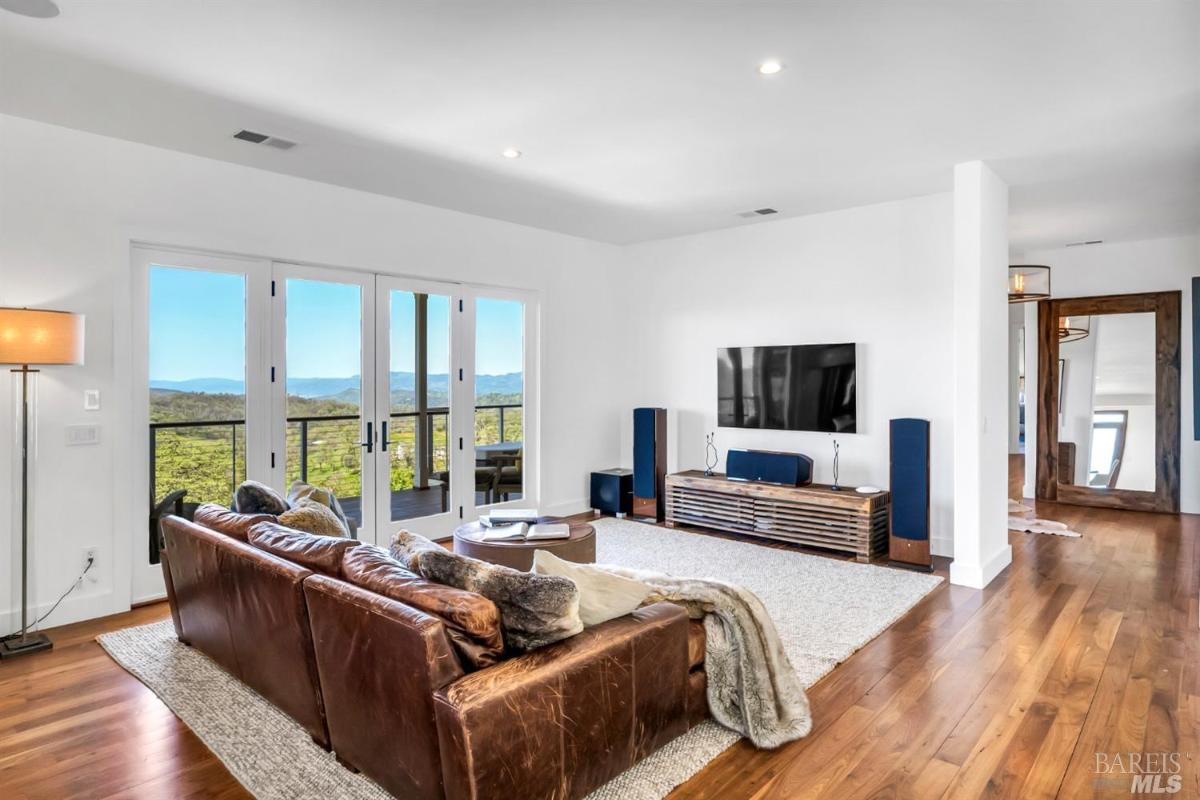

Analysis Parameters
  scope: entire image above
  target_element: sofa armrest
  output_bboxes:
[433,602,691,800]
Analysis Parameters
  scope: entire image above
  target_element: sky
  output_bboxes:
[149,267,524,381]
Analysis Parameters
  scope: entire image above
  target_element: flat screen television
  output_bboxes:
[717,343,857,433]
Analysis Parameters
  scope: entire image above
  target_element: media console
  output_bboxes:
[664,470,890,562]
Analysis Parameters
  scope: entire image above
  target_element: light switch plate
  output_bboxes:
[84,389,101,411]
[66,424,101,446]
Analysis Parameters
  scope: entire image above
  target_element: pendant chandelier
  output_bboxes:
[1008,265,1051,303]
[1059,315,1090,343]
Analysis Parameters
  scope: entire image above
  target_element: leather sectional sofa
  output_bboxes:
[159,507,708,800]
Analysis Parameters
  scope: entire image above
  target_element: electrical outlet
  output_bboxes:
[82,547,99,582]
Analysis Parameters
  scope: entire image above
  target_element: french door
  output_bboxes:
[141,245,536,597]
[270,266,535,544]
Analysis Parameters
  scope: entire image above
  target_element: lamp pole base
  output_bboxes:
[0,631,53,659]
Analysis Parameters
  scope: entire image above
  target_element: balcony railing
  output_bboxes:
[149,403,523,510]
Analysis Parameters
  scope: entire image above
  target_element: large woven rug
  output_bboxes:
[98,517,942,800]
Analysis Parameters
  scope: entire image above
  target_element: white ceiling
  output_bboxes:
[1,1,1197,246]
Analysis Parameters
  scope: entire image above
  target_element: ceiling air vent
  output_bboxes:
[1065,239,1103,247]
[233,129,297,150]
[737,208,779,218]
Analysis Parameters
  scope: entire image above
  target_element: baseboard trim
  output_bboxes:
[949,543,1013,589]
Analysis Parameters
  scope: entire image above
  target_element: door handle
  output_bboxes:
[381,420,389,452]
[362,421,373,453]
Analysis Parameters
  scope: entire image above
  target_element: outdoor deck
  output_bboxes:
[339,487,523,526]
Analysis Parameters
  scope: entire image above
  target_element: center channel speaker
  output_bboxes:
[726,449,813,486]
[632,407,667,521]
[889,418,933,572]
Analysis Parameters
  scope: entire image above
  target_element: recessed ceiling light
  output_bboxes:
[501,148,522,159]
[0,0,60,18]
[758,60,784,76]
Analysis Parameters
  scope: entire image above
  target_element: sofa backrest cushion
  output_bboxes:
[193,503,276,542]
[342,545,504,670]
[247,520,360,577]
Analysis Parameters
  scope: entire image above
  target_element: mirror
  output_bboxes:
[1058,313,1156,492]
[1036,291,1180,513]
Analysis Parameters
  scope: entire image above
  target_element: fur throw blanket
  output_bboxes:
[594,564,811,749]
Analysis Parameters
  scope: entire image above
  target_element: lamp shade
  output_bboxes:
[0,308,85,365]
[1008,265,1051,303]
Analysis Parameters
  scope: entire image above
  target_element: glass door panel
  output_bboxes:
[149,267,248,513]
[375,278,457,539]
[473,297,525,511]
[275,266,376,539]
[136,245,270,603]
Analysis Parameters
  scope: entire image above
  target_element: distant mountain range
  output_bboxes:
[150,372,523,399]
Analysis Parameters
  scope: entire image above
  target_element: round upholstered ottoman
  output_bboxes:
[452,519,595,571]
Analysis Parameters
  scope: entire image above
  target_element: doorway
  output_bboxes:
[137,245,538,595]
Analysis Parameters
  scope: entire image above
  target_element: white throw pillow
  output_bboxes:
[532,550,652,627]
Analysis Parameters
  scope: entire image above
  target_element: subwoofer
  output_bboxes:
[632,407,667,521]
[889,418,933,571]
[726,449,813,486]
[590,468,633,516]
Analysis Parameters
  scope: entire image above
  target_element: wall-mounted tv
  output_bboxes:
[718,343,857,433]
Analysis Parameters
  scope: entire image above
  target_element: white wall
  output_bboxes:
[620,192,958,556]
[1022,234,1200,512]
[0,114,627,631]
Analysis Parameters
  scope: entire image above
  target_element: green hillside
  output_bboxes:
[151,390,522,506]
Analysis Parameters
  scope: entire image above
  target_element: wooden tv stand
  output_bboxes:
[664,470,890,562]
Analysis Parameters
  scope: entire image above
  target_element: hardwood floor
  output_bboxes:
[3,469,1196,799]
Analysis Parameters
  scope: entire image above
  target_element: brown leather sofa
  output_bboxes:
[159,509,708,800]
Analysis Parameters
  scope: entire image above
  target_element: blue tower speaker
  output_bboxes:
[889,418,932,571]
[632,408,667,520]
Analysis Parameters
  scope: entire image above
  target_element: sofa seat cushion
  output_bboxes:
[391,531,582,653]
[342,546,504,670]
[193,503,277,542]
[248,520,360,577]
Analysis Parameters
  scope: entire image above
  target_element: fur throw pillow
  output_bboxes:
[390,531,582,652]
[279,498,349,538]
[287,481,351,537]
[234,480,289,516]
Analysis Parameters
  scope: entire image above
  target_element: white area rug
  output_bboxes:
[99,517,943,800]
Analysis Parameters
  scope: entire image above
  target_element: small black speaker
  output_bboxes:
[726,449,813,486]
[889,418,932,571]
[590,469,632,516]
[632,408,667,520]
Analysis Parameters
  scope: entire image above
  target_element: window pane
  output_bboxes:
[149,266,247,509]
[1089,428,1118,474]
[284,279,363,529]
[387,290,451,521]
[475,298,524,508]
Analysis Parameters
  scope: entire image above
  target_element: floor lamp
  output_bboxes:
[0,307,85,659]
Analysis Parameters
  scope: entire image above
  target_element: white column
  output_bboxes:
[951,161,1013,589]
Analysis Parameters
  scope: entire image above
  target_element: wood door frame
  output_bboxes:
[1035,290,1181,513]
